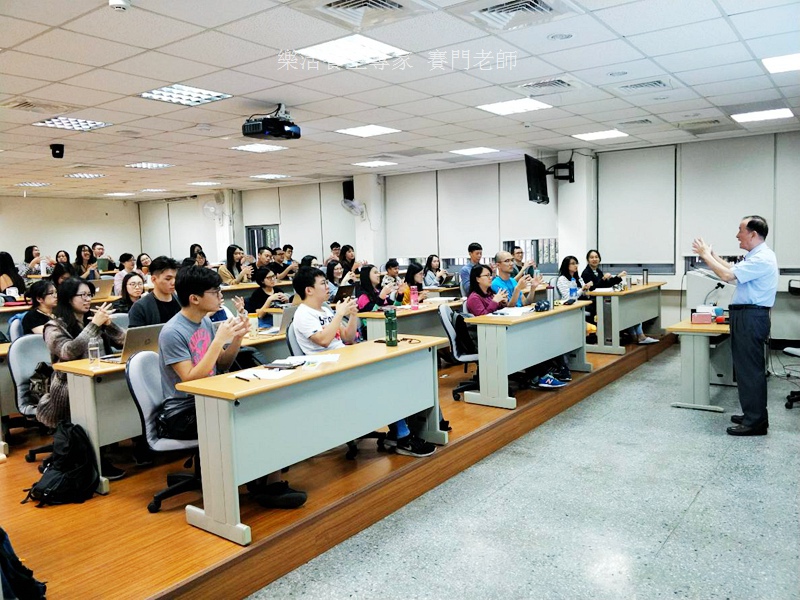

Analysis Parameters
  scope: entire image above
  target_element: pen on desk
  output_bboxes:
[235,375,250,382]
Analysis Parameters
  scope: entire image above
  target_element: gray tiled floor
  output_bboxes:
[248,347,800,600]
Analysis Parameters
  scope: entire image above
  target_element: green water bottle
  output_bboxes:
[384,308,398,346]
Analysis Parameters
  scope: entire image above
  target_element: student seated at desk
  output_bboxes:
[50,263,75,288]
[113,253,138,295]
[55,249,71,268]
[460,242,483,297]
[299,255,318,268]
[74,244,99,281]
[556,256,594,301]
[293,267,437,457]
[21,280,57,335]
[423,254,448,287]
[0,251,25,294]
[492,251,542,307]
[128,256,180,327]
[22,245,55,276]
[111,272,144,314]
[581,249,657,345]
[270,247,297,281]
[92,242,117,271]
[382,258,408,303]
[36,277,127,479]
[246,267,290,328]
[401,263,428,305]
[339,245,365,276]
[218,245,253,285]
[510,246,536,280]
[325,260,355,302]
[324,241,340,266]
[255,246,272,269]
[357,265,399,312]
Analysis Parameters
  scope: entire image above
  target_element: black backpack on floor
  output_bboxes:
[22,422,100,507]
[0,527,47,599]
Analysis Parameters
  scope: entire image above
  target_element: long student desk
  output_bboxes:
[52,333,289,493]
[666,319,731,412]
[423,286,462,298]
[0,343,9,459]
[465,302,593,409]
[220,282,258,312]
[587,282,665,354]
[175,335,448,545]
[358,300,462,342]
[0,296,120,336]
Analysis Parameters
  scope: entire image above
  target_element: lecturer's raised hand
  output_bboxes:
[692,237,712,258]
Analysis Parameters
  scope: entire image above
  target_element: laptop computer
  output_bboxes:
[332,284,355,303]
[262,305,298,336]
[439,273,458,288]
[100,324,164,364]
[92,278,115,300]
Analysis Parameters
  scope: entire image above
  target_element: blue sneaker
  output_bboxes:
[535,375,567,389]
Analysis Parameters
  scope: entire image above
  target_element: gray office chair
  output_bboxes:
[109,312,129,330]
[8,318,24,342]
[437,304,479,401]
[286,323,303,356]
[7,334,53,460]
[125,351,201,513]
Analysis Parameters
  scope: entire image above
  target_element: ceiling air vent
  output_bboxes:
[617,118,654,126]
[289,0,434,30]
[675,118,742,135]
[608,79,679,97]
[512,75,586,96]
[450,0,582,32]
[0,97,82,114]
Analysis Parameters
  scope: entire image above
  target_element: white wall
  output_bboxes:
[0,195,141,261]
[138,194,219,261]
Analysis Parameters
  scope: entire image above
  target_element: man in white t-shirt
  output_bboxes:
[292,267,436,458]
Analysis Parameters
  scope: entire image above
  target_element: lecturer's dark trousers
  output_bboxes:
[729,305,771,426]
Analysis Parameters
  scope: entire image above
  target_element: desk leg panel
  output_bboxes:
[410,347,448,446]
[672,335,723,412]
[67,373,109,494]
[466,325,516,410]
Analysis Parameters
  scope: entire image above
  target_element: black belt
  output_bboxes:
[729,304,770,311]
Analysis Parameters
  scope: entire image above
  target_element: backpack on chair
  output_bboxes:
[22,422,100,507]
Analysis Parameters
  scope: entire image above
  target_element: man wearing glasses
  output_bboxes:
[491,251,543,307]
[128,256,181,327]
[510,246,537,280]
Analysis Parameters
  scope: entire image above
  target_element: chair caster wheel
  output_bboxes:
[25,453,36,463]
[147,500,161,513]
[452,392,461,401]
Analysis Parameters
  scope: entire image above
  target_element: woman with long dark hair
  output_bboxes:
[50,263,75,287]
[556,255,593,300]
[423,254,447,287]
[465,264,507,316]
[339,245,365,275]
[401,262,429,305]
[55,250,71,266]
[23,245,54,275]
[356,264,397,312]
[21,280,58,335]
[246,267,290,328]
[111,272,145,314]
[218,244,253,285]
[74,244,99,280]
[325,260,355,302]
[0,251,26,295]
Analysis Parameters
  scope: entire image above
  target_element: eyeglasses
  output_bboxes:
[75,293,93,299]
[204,288,223,296]
[500,259,514,263]
[128,282,144,288]
[478,273,492,279]
[46,291,58,297]
[265,274,277,279]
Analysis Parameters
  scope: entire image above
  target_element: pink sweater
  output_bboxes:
[466,292,502,316]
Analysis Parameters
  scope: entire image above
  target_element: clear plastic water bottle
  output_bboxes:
[40,259,47,276]
[410,286,419,310]
[88,337,101,365]
[384,309,398,346]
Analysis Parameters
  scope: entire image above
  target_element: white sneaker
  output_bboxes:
[638,336,658,345]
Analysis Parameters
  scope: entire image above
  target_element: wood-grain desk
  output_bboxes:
[423,286,462,299]
[54,334,289,493]
[358,301,461,343]
[0,343,9,459]
[587,282,666,355]
[220,282,258,312]
[465,302,593,409]
[666,319,731,412]
[176,335,448,545]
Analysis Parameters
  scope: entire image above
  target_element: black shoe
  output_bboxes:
[726,423,768,436]
[552,369,573,382]
[133,447,154,467]
[730,414,769,428]
[254,481,307,509]
[395,435,436,458]
[439,419,452,432]
[101,459,126,481]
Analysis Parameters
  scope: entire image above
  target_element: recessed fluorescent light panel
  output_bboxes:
[352,160,397,167]
[730,108,794,123]
[140,84,232,106]
[64,173,105,179]
[104,192,135,197]
[476,97,552,116]
[141,189,167,192]
[572,129,628,141]
[15,182,51,187]
[298,34,410,69]
[126,162,173,169]
[336,125,401,138]
[32,117,112,131]
[189,181,220,186]
[450,147,499,156]
[250,174,290,180]
[762,53,800,74]
[230,143,286,153]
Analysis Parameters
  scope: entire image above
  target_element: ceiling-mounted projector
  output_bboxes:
[242,117,301,140]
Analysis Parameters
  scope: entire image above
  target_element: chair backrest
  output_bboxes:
[9,318,24,342]
[7,334,51,417]
[109,312,129,329]
[437,304,478,363]
[124,351,196,452]
[286,323,304,356]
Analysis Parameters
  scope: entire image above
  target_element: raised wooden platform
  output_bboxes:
[0,337,674,599]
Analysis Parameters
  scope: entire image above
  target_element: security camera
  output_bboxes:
[50,144,64,159]
[109,0,131,11]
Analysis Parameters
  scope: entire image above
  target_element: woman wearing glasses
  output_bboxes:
[36,277,127,478]
[21,280,58,335]
[112,272,145,314]
[246,267,290,328]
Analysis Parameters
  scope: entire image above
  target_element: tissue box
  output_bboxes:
[691,312,713,324]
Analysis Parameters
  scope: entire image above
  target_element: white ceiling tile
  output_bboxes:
[234,56,329,85]
[468,55,562,85]
[589,107,651,121]
[628,19,738,56]
[692,76,776,98]
[654,42,753,72]
[771,72,800,87]
[593,0,722,36]
[729,3,800,40]
[64,9,205,49]
[219,7,349,50]
[300,116,370,131]
[295,70,389,96]
[675,61,767,86]
[655,107,725,123]
[368,12,486,53]
[132,0,276,27]
[106,51,220,81]
[786,96,800,108]
[296,96,376,115]
[358,55,444,85]
[0,1,100,26]
[349,86,430,107]
[402,71,491,96]
[61,69,170,96]
[625,88,700,106]
[630,98,712,113]
[427,106,488,122]
[0,51,95,81]
[746,32,800,59]
[499,14,617,56]
[182,70,281,96]
[15,29,144,67]
[244,85,333,108]
[440,86,522,106]
[571,59,666,86]
[0,15,51,48]
[389,97,470,116]
[60,108,143,126]
[539,40,644,72]
[529,87,616,108]
[159,31,277,68]
[717,0,799,15]
[706,89,784,106]
[27,83,124,107]
[0,74,50,95]
[563,97,634,115]
[573,0,641,9]
[96,96,185,116]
